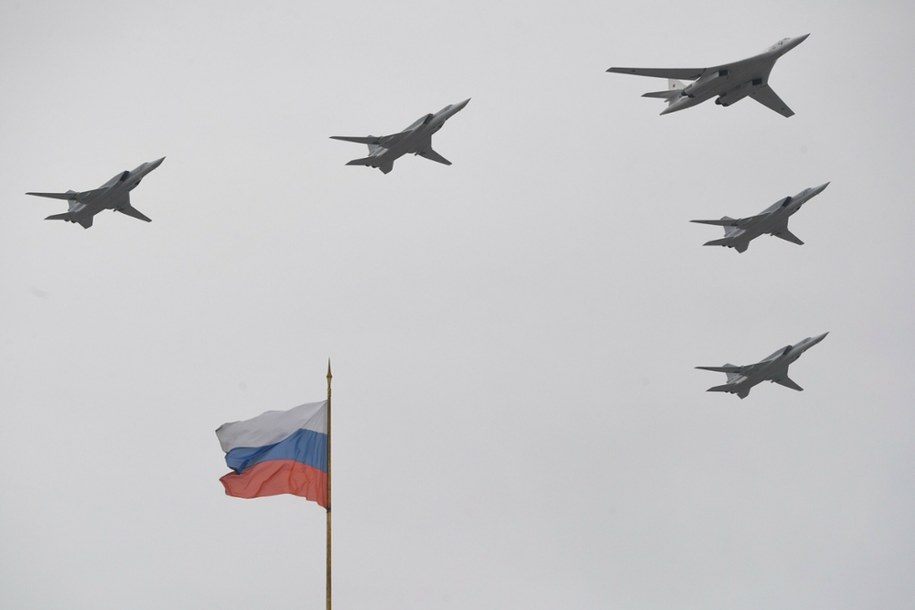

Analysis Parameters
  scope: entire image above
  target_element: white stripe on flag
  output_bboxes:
[216,400,327,453]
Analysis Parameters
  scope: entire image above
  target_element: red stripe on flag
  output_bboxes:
[220,459,328,507]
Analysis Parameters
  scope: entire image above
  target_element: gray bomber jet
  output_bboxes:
[697,333,828,399]
[331,98,470,174]
[692,182,829,253]
[27,157,165,229]
[606,35,809,117]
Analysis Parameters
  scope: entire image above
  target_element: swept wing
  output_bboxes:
[606,66,712,80]
[772,375,803,391]
[415,137,451,166]
[770,224,804,245]
[691,214,768,229]
[748,85,794,117]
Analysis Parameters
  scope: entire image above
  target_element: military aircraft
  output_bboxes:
[606,35,809,117]
[697,333,828,399]
[331,98,470,174]
[691,182,829,253]
[27,157,165,229]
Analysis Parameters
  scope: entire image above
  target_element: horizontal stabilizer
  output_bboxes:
[330,135,380,145]
[642,79,686,102]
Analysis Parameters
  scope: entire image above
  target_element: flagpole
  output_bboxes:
[325,360,332,610]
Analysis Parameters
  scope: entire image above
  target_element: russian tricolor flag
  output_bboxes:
[216,400,328,507]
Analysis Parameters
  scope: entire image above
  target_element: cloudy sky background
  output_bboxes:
[2,1,914,608]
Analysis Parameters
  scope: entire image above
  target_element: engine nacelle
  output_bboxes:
[715,84,754,107]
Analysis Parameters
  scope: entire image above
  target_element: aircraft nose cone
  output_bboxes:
[811,331,829,345]
[454,98,471,111]
[151,156,166,168]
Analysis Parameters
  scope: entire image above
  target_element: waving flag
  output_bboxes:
[216,400,328,506]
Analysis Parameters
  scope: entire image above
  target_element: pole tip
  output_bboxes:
[326,358,332,379]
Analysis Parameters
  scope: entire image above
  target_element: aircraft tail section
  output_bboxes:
[641,79,686,104]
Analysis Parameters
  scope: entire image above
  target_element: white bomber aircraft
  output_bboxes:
[607,35,809,117]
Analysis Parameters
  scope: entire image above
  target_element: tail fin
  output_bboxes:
[642,79,686,104]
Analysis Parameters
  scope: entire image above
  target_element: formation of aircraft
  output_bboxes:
[606,34,809,117]
[26,36,831,398]
[331,98,471,174]
[27,157,165,229]
[691,182,830,253]
[696,333,828,399]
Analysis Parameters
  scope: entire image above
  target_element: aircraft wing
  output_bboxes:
[772,375,803,391]
[696,365,745,374]
[27,188,103,202]
[606,66,708,80]
[118,204,152,223]
[748,85,795,117]
[415,137,451,166]
[691,214,767,229]
[418,148,451,165]
[770,224,804,245]
[27,191,77,200]
[697,362,766,376]
[691,218,740,227]
[330,135,380,145]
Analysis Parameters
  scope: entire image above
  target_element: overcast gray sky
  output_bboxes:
[2,1,914,609]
